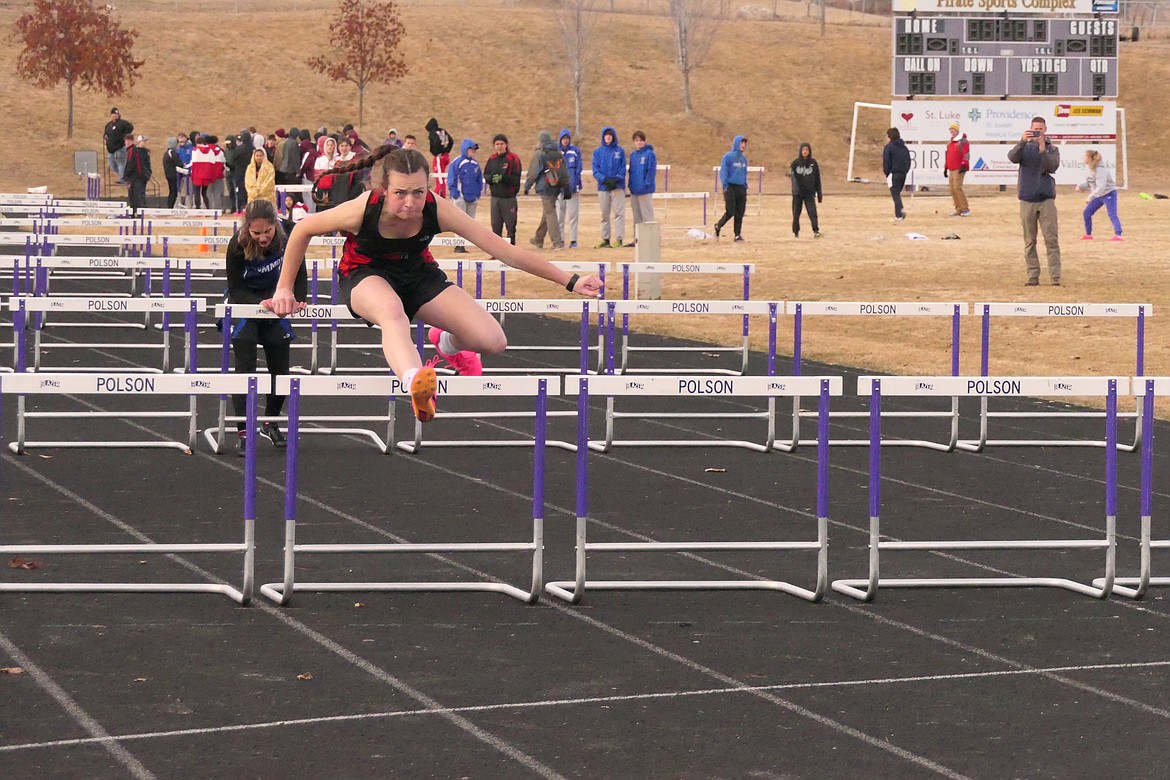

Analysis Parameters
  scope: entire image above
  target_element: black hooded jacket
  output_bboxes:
[425,118,454,157]
[790,142,822,198]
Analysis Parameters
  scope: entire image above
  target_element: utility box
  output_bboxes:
[634,221,661,300]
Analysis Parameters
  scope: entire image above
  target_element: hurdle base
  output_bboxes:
[9,440,191,454]
[202,426,389,454]
[0,582,249,604]
[259,580,539,605]
[832,576,1111,601]
[1094,577,1167,600]
[544,579,824,604]
[398,439,577,453]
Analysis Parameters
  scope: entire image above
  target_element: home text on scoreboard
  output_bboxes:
[893,16,1118,97]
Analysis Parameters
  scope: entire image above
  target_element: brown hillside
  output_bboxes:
[2,2,1167,195]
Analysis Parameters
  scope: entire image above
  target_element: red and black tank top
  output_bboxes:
[338,189,441,277]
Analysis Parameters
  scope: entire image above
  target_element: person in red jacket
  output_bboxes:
[944,121,971,217]
[482,133,523,245]
[190,134,226,210]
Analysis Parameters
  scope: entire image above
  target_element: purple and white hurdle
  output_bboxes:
[833,376,1122,602]
[260,374,554,605]
[0,371,261,603]
[544,374,838,603]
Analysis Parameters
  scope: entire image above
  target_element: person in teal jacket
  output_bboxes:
[714,135,748,241]
[591,125,626,248]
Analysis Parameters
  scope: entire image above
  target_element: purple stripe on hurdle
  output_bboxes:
[1106,380,1117,518]
[1142,380,1154,518]
[951,304,961,376]
[580,304,590,375]
[1137,306,1146,376]
[742,265,750,339]
[284,379,301,524]
[980,304,990,377]
[186,299,198,371]
[792,303,803,377]
[869,379,882,518]
[245,376,258,521]
[817,379,830,519]
[768,302,778,377]
[534,379,547,522]
[576,377,589,520]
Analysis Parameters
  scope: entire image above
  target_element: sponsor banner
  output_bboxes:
[892,100,1116,142]
[902,142,1116,186]
[892,0,1117,14]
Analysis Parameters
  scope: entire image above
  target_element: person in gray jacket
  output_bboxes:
[523,130,569,250]
[1007,116,1061,286]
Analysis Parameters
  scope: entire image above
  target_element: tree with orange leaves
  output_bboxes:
[12,0,142,139]
[309,0,409,130]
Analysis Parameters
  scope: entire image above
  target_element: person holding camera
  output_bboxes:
[1007,116,1062,287]
[591,126,626,248]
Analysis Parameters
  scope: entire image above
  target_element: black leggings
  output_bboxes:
[194,184,210,209]
[792,191,819,235]
[231,338,291,430]
[716,184,747,237]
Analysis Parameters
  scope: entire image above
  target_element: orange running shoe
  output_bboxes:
[409,358,441,422]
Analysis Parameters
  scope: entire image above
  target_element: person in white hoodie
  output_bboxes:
[1075,149,1123,242]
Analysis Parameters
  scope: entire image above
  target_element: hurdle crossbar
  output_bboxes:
[788,301,967,451]
[832,375,1121,601]
[614,264,756,375]
[0,372,261,603]
[544,375,836,603]
[6,370,253,454]
[572,366,834,457]
[9,296,203,374]
[395,372,570,453]
[962,302,1150,451]
[592,304,785,451]
[259,375,551,605]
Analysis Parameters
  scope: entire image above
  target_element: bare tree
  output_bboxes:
[670,0,724,117]
[555,0,602,138]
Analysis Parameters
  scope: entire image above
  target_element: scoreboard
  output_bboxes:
[893,17,1118,97]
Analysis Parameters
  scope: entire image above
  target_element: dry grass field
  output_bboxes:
[2,1,1168,404]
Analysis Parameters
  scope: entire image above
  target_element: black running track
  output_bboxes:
[2,229,1169,780]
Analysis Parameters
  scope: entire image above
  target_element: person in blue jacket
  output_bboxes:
[556,129,583,248]
[627,130,657,247]
[446,138,482,253]
[714,135,748,241]
[591,125,626,248]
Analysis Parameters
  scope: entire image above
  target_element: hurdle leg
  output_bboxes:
[261,381,300,606]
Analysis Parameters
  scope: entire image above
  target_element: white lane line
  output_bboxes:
[2,454,566,780]
[0,630,157,779]
[10,658,1163,754]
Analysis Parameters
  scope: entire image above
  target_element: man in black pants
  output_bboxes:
[790,142,823,238]
[882,128,912,220]
[483,134,522,245]
[714,135,748,241]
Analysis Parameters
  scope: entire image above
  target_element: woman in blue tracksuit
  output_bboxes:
[714,135,748,241]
